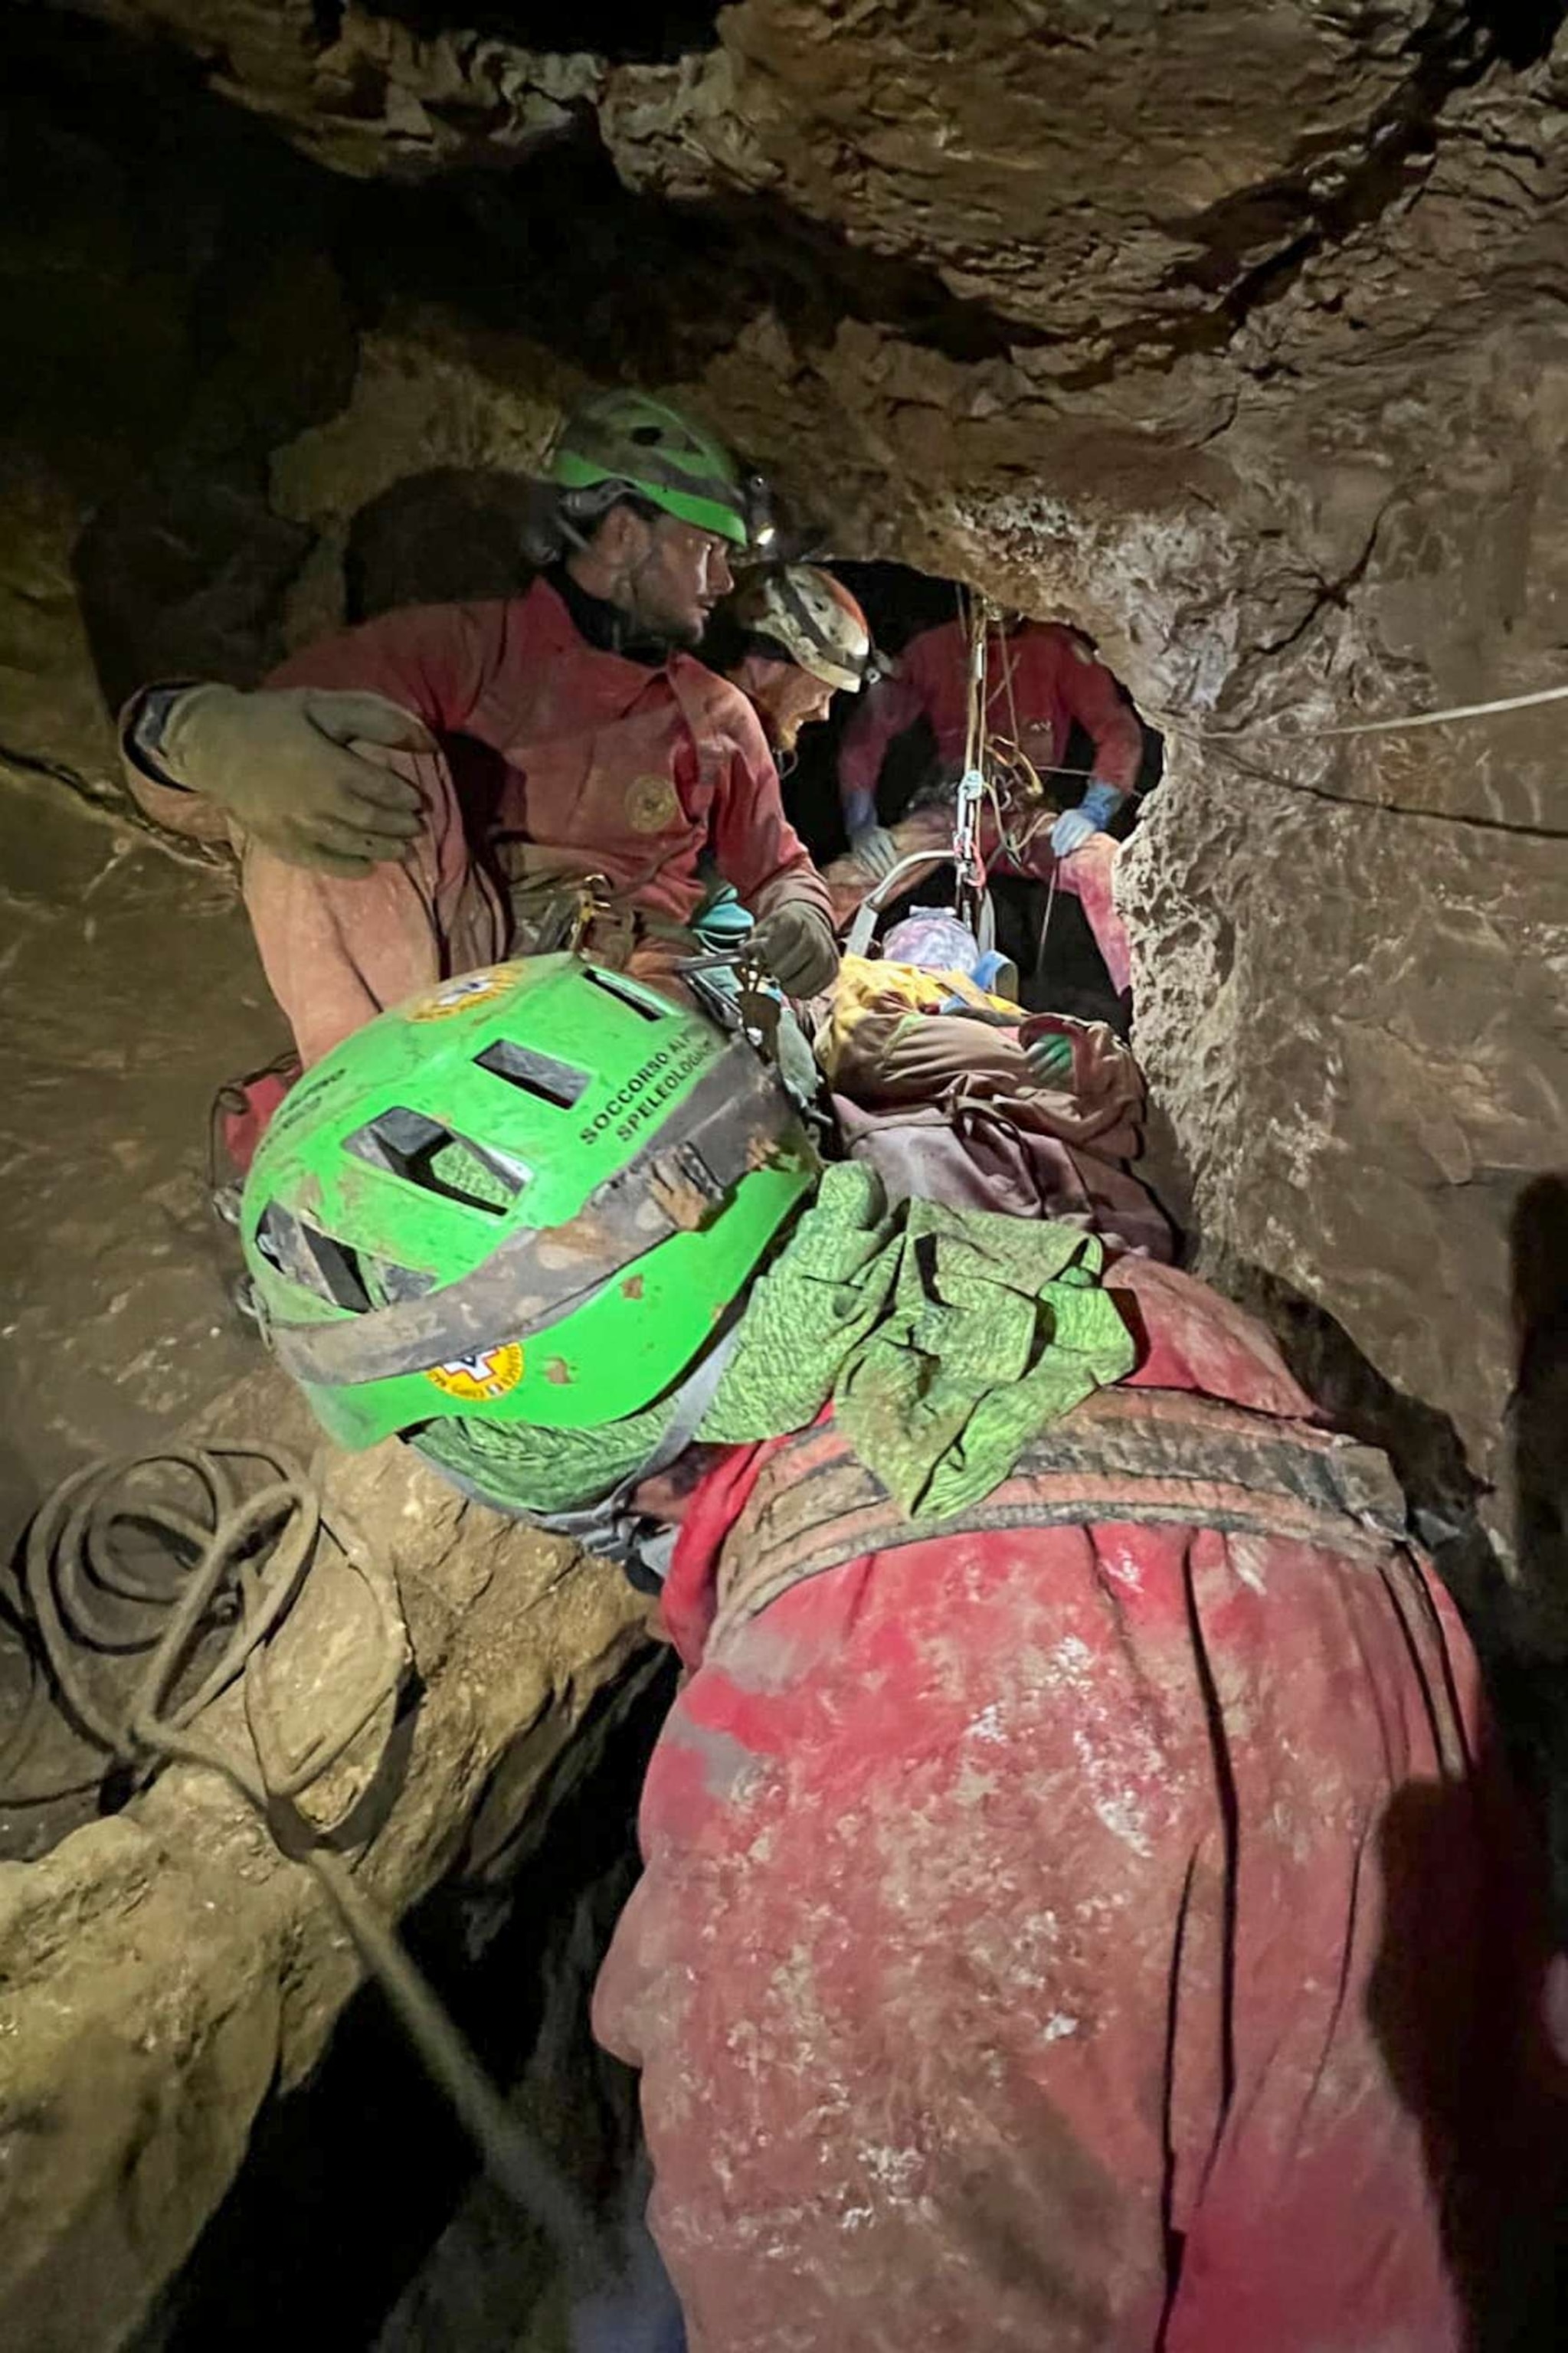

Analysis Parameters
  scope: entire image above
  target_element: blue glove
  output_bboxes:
[1050,779,1123,859]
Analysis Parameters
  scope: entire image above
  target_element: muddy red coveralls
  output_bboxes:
[596,1257,1564,2351]
[123,578,832,1065]
[840,617,1144,813]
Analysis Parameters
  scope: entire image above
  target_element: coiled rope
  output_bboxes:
[2,1445,598,2273]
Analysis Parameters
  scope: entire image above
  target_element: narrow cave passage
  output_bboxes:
[757,556,1164,1029]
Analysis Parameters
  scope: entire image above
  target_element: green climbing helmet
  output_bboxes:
[546,388,768,549]
[240,955,816,1452]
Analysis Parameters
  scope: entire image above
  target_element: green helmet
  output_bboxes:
[241,956,815,1451]
[546,388,766,549]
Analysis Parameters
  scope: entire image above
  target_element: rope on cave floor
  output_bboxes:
[1,1443,600,2279]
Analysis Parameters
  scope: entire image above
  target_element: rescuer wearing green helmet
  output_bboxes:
[241,953,823,1556]
[239,951,1567,2353]
[117,390,845,1069]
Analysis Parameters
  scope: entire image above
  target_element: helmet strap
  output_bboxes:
[502,1320,744,1579]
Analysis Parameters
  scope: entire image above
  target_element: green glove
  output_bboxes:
[751,898,840,997]
[1026,1032,1075,1085]
[158,684,434,875]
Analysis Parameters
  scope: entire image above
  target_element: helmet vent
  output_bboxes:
[256,1201,429,1314]
[581,966,668,1021]
[474,1038,589,1109]
[345,1108,530,1216]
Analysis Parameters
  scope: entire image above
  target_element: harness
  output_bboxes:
[708,1387,1412,1657]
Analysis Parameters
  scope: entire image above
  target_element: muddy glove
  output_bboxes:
[843,787,901,881]
[751,898,840,997]
[1026,1032,1075,1085]
[156,684,434,876]
[1050,778,1123,860]
[849,822,901,880]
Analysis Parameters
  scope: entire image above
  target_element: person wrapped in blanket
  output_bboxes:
[812,907,1173,1262]
[241,956,1566,2353]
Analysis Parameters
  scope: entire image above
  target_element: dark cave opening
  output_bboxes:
[747,558,1164,1030]
[132,1658,680,2353]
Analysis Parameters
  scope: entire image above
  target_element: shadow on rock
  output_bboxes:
[1369,1766,1568,2350]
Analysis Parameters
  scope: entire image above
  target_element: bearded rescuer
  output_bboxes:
[716,562,877,756]
[116,392,841,1065]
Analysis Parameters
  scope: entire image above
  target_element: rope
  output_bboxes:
[2,1445,603,2280]
[1302,680,1568,738]
[948,593,992,934]
[1141,664,1568,837]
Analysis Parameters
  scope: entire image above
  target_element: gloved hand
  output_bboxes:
[692,882,756,951]
[1050,778,1124,861]
[843,786,901,882]
[751,898,840,997]
[849,821,901,880]
[158,684,435,875]
[1026,1032,1075,1085]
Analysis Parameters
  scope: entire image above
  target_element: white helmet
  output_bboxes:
[729,565,876,693]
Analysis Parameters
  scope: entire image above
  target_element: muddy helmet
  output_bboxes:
[546,388,768,549]
[730,565,876,692]
[240,956,815,1451]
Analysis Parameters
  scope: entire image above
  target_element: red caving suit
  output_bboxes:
[596,1257,1566,2352]
[123,577,831,1065]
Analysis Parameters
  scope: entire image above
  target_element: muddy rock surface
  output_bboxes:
[0,777,286,1565]
[0,1411,653,2352]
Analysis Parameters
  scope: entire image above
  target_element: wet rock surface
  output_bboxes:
[0,1419,653,2352]
[0,777,283,1570]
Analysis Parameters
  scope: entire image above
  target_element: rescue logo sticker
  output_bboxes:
[426,1343,525,1402]
[408,970,516,1023]
[625,774,681,834]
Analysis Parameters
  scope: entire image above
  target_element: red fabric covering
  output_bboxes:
[218,1068,295,1177]
[597,1258,1564,2351]
[122,579,829,1065]
[838,617,1144,807]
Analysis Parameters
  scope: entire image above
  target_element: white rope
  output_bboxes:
[1313,682,1568,735]
[1204,679,1568,744]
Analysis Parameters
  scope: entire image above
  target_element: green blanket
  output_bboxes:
[415,1163,1134,1521]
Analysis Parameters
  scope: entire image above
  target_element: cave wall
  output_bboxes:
[5,2,1568,1597]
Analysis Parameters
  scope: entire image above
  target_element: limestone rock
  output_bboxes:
[0,455,119,799]
[80,0,604,178]
[0,1426,651,2351]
